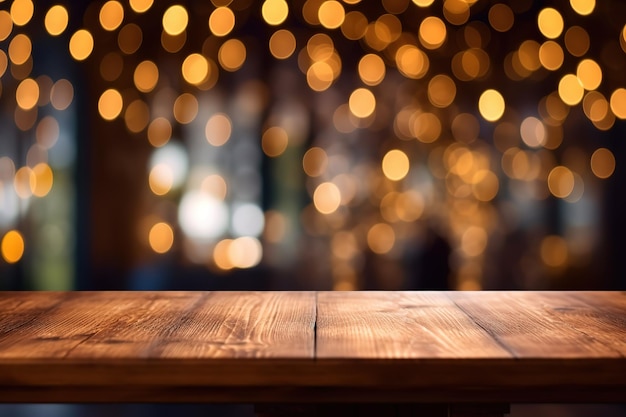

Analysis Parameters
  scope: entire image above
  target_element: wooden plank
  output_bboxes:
[65,291,216,358]
[148,291,316,359]
[0,291,624,404]
[316,291,511,359]
[0,292,68,337]
[447,291,624,358]
[513,291,626,356]
[0,292,157,358]
[0,292,315,360]
[0,291,317,389]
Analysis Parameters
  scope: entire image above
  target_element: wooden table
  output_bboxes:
[0,291,624,416]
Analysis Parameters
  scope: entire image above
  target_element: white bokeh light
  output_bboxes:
[178,190,228,241]
[149,141,188,189]
[231,203,265,237]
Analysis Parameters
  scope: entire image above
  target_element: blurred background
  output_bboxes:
[1,0,626,292]
[0,0,625,415]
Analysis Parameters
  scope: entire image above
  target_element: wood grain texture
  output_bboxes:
[447,291,625,358]
[0,291,624,404]
[66,291,316,359]
[316,291,512,359]
[0,291,315,360]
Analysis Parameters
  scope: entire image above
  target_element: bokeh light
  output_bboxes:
[162,5,188,36]
[382,150,410,181]
[262,0,289,26]
[45,5,69,36]
[478,89,505,121]
[205,113,232,146]
[314,182,341,214]
[209,7,235,37]
[69,29,94,61]
[134,60,159,92]
[269,29,297,59]
[182,53,209,85]
[98,89,123,120]
[1,0,625,293]
[1,230,25,264]
[349,88,376,118]
[149,222,174,254]
[537,8,564,39]
[10,0,34,27]
[125,99,150,133]
[100,1,124,32]
[590,148,615,179]
[130,0,153,13]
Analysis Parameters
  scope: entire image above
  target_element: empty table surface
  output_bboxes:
[0,291,624,403]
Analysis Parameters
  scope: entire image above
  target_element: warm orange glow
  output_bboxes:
[610,88,626,119]
[262,0,289,26]
[124,99,150,133]
[313,182,341,214]
[262,126,289,157]
[565,26,590,57]
[1,230,25,264]
[45,5,69,36]
[98,89,123,121]
[576,59,602,91]
[461,226,488,257]
[10,0,34,26]
[218,39,246,71]
[100,1,124,31]
[118,24,143,54]
[149,222,174,254]
[590,148,615,179]
[539,41,564,71]
[570,0,595,15]
[134,60,159,92]
[303,147,328,177]
[8,34,31,65]
[478,89,505,121]
[428,74,456,108]
[130,0,153,13]
[488,3,514,32]
[395,45,429,79]
[382,150,409,181]
[0,11,12,42]
[162,5,188,36]
[558,74,584,105]
[209,7,235,37]
[419,16,447,49]
[349,88,376,118]
[319,1,345,30]
[269,29,296,59]
[548,166,575,198]
[540,235,568,268]
[32,163,54,197]
[537,8,564,39]
[358,54,385,86]
[182,53,209,85]
[367,223,395,254]
[69,29,94,61]
[148,117,172,147]
[173,93,198,124]
[15,78,39,110]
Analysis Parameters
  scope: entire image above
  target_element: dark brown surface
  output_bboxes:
[0,291,624,403]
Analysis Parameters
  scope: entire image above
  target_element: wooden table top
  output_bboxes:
[0,291,624,403]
